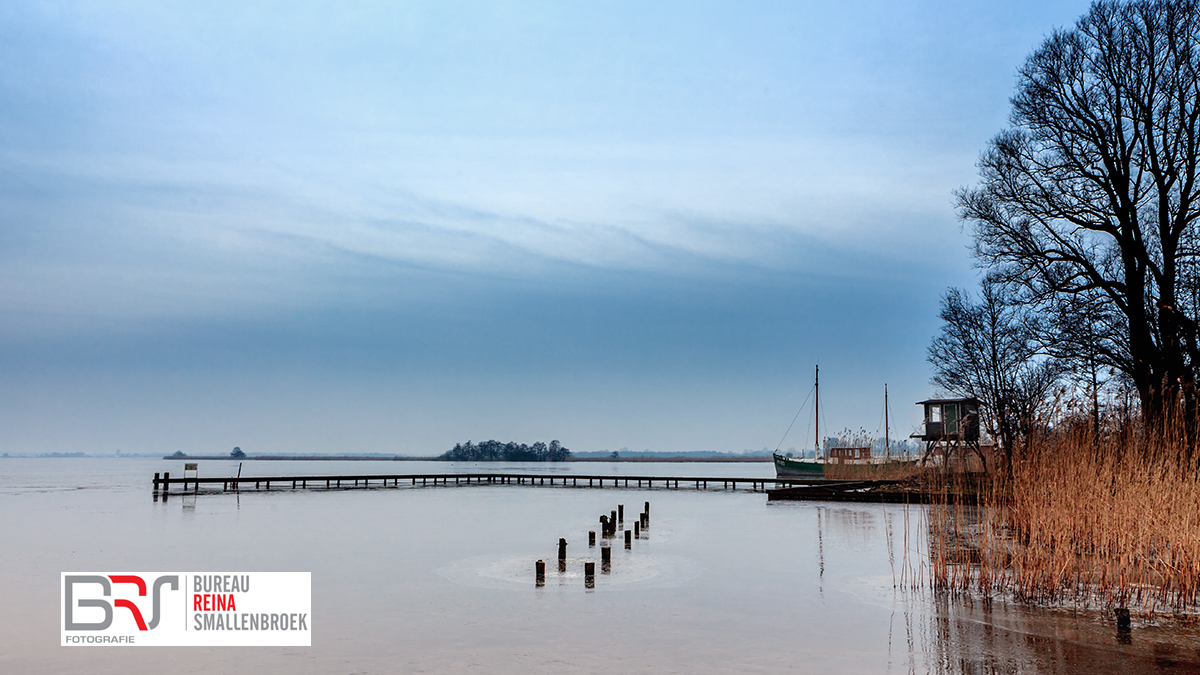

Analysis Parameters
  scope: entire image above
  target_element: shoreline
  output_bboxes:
[160,455,776,462]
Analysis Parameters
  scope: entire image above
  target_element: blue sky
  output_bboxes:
[0,0,1087,456]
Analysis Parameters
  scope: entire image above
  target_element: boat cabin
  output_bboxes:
[828,447,871,463]
[914,398,980,442]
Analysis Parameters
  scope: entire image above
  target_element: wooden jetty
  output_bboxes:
[151,471,846,496]
[765,479,984,504]
[766,480,908,502]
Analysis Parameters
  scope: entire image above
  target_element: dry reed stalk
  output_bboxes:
[824,459,924,481]
[926,409,1200,614]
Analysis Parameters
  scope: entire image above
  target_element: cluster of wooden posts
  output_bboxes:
[536,501,651,589]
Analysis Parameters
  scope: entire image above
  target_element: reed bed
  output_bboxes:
[824,458,924,481]
[928,415,1200,614]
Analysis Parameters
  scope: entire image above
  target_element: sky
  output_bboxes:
[0,0,1090,456]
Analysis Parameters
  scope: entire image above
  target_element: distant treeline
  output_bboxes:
[441,440,571,462]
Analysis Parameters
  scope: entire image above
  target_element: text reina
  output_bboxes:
[194,593,237,612]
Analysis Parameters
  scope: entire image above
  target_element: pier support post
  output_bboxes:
[625,530,632,549]
[558,537,568,561]
[610,510,617,531]
[584,561,595,588]
[633,521,639,538]
[153,472,160,493]
[536,560,545,586]
[599,515,609,537]
[163,472,170,494]
[618,504,624,522]
[589,531,596,546]
[601,546,611,573]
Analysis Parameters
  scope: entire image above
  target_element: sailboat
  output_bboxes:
[773,365,826,478]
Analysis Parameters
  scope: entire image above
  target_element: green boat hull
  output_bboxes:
[773,453,826,477]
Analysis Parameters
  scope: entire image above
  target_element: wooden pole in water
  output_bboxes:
[585,561,595,577]
[589,531,596,546]
[610,510,617,531]
[558,538,568,561]
[624,529,632,549]
[599,515,609,537]
[163,472,170,494]
[618,504,624,522]
[1115,607,1131,629]
[536,559,546,584]
[633,521,639,538]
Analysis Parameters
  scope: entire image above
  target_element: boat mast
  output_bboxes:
[884,383,890,459]
[814,365,820,460]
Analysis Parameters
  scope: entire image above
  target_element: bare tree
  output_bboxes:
[928,278,1061,473]
[956,0,1200,423]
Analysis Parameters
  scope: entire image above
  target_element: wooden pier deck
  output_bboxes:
[152,472,845,496]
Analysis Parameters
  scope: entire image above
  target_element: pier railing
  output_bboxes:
[151,471,844,496]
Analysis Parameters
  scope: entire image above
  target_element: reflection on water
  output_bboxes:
[812,501,1200,674]
[900,596,1200,674]
[435,552,702,592]
[2,458,1199,674]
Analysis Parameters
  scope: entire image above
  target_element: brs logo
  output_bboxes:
[64,575,178,631]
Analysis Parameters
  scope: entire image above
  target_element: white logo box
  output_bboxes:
[62,572,310,646]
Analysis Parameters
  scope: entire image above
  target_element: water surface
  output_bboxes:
[3,458,1197,674]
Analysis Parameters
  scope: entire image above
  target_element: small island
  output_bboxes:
[440,440,571,462]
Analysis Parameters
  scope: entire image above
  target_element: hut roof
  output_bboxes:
[916,397,981,406]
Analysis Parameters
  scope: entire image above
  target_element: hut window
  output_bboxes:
[930,405,942,423]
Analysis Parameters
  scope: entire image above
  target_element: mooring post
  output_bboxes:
[618,504,624,522]
[163,472,170,494]
[153,472,160,493]
[634,521,639,538]
[584,561,595,582]
[589,531,596,546]
[1115,607,1131,630]
[610,510,617,532]
[558,537,568,561]
[536,559,546,583]
[601,546,611,572]
[599,515,609,537]
[624,529,632,549]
